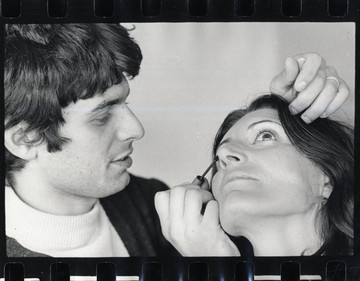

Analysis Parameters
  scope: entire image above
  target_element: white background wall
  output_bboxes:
[126,23,355,187]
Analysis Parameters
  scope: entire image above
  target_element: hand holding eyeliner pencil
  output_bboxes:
[192,156,219,186]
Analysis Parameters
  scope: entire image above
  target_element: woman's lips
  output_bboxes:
[222,175,259,189]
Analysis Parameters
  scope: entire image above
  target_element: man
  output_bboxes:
[4,23,348,257]
[4,23,176,257]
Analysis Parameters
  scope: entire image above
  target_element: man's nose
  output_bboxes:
[115,107,145,142]
[217,145,247,169]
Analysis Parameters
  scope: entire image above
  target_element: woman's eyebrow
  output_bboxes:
[218,138,231,148]
[247,120,282,130]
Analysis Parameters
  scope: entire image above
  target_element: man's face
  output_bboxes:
[36,79,144,200]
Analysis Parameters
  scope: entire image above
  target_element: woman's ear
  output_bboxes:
[320,174,333,200]
[4,123,42,160]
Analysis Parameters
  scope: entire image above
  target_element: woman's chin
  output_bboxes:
[221,222,238,236]
[219,200,260,237]
[219,208,247,237]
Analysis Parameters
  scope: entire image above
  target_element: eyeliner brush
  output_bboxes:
[193,156,219,186]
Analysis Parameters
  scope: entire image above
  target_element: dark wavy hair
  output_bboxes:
[212,94,354,255]
[5,23,142,182]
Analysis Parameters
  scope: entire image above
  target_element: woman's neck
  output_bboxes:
[238,210,323,256]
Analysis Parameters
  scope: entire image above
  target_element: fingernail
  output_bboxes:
[296,82,307,91]
[301,115,311,124]
[192,176,204,186]
[320,113,328,118]
[297,57,306,67]
[289,106,299,115]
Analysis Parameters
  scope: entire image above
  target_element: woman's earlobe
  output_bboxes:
[321,176,333,199]
[4,124,40,160]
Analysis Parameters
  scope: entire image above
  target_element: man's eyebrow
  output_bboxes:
[91,98,122,113]
[247,120,282,130]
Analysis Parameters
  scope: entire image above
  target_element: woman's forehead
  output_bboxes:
[233,108,281,129]
[219,108,283,144]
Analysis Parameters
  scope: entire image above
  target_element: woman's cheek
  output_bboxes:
[211,175,223,201]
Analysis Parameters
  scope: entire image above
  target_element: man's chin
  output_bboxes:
[98,172,131,198]
[117,172,131,191]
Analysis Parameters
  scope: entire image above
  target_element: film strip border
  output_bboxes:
[1,260,353,281]
[0,0,358,21]
[1,1,360,281]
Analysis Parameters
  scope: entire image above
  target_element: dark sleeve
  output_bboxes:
[101,174,180,256]
[6,237,50,257]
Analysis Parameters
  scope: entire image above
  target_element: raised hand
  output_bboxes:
[270,53,350,123]
[155,182,240,256]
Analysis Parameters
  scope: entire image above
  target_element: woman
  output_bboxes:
[155,94,354,256]
[213,94,353,256]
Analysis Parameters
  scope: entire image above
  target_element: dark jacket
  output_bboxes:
[6,174,178,257]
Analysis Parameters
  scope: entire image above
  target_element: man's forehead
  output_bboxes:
[64,81,130,112]
[100,81,130,100]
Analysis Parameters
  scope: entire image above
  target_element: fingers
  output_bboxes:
[287,53,350,122]
[184,189,205,225]
[154,191,169,220]
[155,187,238,256]
[158,185,213,225]
[299,78,337,123]
[293,53,324,92]
[169,187,187,223]
[154,191,171,237]
[288,69,326,116]
[269,53,325,106]
[321,77,349,117]
[296,66,350,122]
[288,54,326,116]
[269,56,299,100]
[155,185,215,252]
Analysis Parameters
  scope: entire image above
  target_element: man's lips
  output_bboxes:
[111,151,133,168]
[112,150,133,162]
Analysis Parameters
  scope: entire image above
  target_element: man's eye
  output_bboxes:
[95,114,112,125]
[254,130,276,143]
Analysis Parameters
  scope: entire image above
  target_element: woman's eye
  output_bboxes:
[254,130,276,143]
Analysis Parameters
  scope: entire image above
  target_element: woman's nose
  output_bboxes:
[218,146,246,169]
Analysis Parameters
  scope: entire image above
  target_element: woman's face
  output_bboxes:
[211,108,329,236]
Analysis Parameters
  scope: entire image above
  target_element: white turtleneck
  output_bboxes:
[5,186,129,257]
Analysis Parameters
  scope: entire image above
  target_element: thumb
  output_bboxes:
[202,200,220,226]
[200,178,210,190]
[191,176,210,190]
[192,176,204,186]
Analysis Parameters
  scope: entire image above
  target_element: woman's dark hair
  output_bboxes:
[5,23,142,182]
[212,94,354,255]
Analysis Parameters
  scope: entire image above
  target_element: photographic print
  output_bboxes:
[4,22,355,259]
